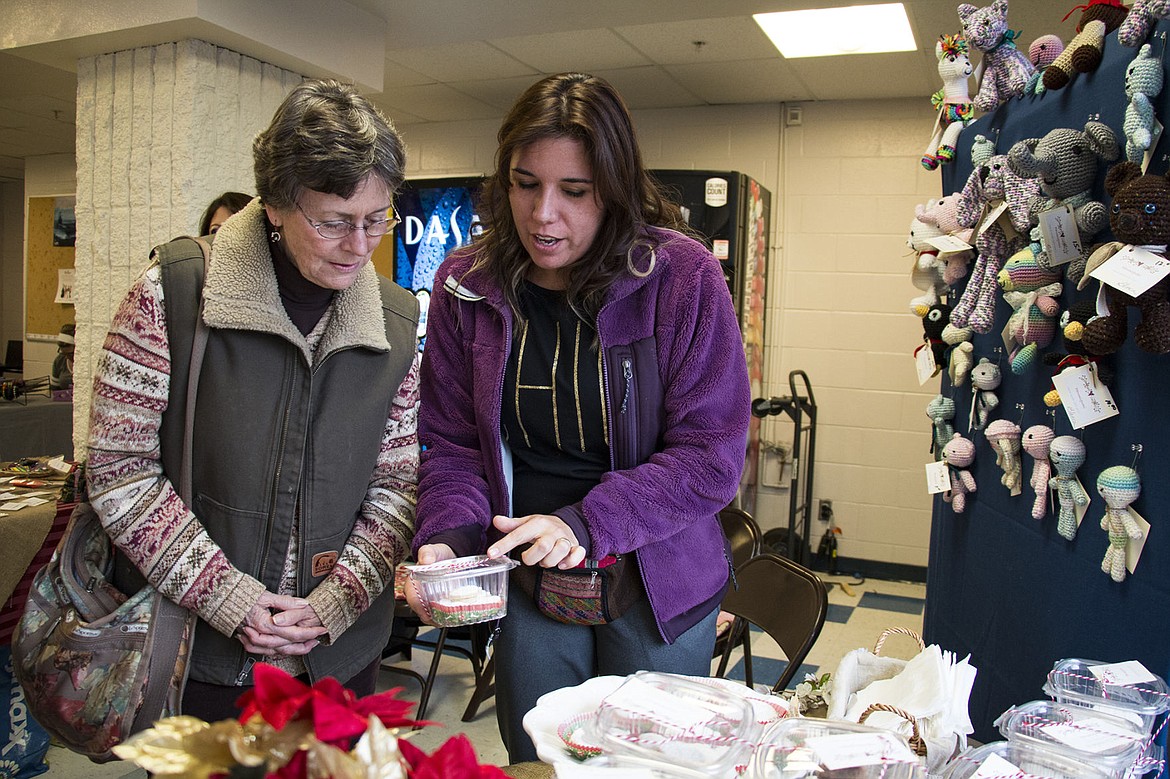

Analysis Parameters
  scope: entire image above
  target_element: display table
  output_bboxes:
[0,500,71,644]
[0,395,73,461]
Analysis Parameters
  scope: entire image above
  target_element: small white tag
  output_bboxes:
[978,201,1009,238]
[1075,476,1091,528]
[1126,510,1151,575]
[712,239,729,259]
[915,343,938,385]
[1001,318,1017,355]
[1142,119,1164,174]
[1039,206,1084,266]
[926,460,951,494]
[1089,245,1170,298]
[805,733,917,770]
[704,177,728,207]
[72,627,101,638]
[1089,660,1158,686]
[927,234,973,253]
[1041,718,1139,753]
[972,753,1022,779]
[1052,364,1120,429]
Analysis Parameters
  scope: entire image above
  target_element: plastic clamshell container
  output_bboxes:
[1042,659,1170,736]
[589,671,761,777]
[751,717,925,779]
[996,700,1150,778]
[940,741,1115,779]
[573,754,713,779]
[404,555,517,627]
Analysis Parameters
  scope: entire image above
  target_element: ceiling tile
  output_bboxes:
[615,16,780,64]
[385,41,537,83]
[591,66,704,110]
[664,59,814,104]
[489,28,651,72]
[789,52,935,101]
[376,83,503,123]
[444,75,543,111]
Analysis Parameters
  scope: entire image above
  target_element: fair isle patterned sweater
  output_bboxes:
[87,225,419,676]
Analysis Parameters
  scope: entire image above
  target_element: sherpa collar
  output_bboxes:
[201,199,390,365]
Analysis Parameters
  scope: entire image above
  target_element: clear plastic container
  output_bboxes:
[574,754,713,778]
[589,671,761,777]
[752,718,925,779]
[940,741,1115,779]
[1043,659,1170,736]
[995,700,1152,778]
[404,555,517,627]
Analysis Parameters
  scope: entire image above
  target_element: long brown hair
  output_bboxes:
[472,73,688,320]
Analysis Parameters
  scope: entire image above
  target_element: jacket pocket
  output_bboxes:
[193,493,269,576]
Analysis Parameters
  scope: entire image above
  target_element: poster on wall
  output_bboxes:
[52,197,75,247]
[54,269,74,305]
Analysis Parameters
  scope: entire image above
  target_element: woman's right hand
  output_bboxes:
[403,543,456,625]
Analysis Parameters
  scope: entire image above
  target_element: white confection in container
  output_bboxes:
[940,740,1116,779]
[752,717,925,779]
[404,555,517,627]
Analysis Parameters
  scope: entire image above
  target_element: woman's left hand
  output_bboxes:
[488,514,587,569]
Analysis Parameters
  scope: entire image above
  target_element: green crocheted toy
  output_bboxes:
[1049,436,1090,540]
[1123,44,1164,164]
[1097,465,1143,582]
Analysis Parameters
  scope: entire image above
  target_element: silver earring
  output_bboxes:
[270,229,281,243]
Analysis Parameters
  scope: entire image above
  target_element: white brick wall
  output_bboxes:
[72,39,301,452]
[399,96,943,568]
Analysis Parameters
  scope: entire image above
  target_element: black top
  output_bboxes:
[502,281,610,517]
[266,215,335,336]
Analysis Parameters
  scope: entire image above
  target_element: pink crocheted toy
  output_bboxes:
[984,419,1022,495]
[1021,425,1055,520]
[942,433,978,513]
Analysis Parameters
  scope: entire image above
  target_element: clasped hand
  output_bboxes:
[236,592,326,656]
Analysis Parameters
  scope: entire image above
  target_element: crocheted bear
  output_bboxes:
[924,34,976,171]
[1123,44,1164,165]
[985,419,1022,495]
[942,322,975,386]
[1043,0,1130,91]
[958,0,1037,112]
[1021,424,1055,521]
[928,393,957,460]
[917,195,975,286]
[1097,465,1143,582]
[951,147,1039,333]
[1118,0,1170,47]
[1078,162,1170,355]
[908,202,951,316]
[942,433,978,513]
[1008,122,1120,283]
[1025,34,1065,95]
[997,247,1063,374]
[1049,435,1090,540]
[970,357,1002,432]
[918,301,953,377]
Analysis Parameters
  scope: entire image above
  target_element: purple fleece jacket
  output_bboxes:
[414,226,750,642]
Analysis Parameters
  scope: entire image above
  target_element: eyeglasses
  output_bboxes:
[296,202,399,240]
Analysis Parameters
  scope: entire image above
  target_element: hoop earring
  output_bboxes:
[626,241,656,278]
[269,229,282,243]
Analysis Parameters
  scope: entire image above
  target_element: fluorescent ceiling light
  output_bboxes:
[753,3,917,58]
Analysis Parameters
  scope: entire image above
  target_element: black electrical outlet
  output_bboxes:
[818,499,833,521]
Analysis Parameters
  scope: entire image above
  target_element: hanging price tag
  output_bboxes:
[1089,660,1158,686]
[914,343,938,385]
[1038,206,1084,266]
[1052,364,1119,429]
[1088,245,1170,298]
[926,234,974,253]
[925,461,950,494]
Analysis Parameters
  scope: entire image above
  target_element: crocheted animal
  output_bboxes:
[917,195,976,286]
[1043,0,1131,91]
[1025,35,1065,95]
[1021,425,1055,520]
[1097,465,1143,582]
[918,302,953,375]
[942,433,978,513]
[1119,0,1170,47]
[970,357,1002,431]
[1008,122,1120,282]
[997,247,1063,374]
[1123,44,1164,165]
[1078,162,1170,355]
[1049,435,1089,540]
[958,0,1037,112]
[928,394,957,459]
[924,35,976,171]
[984,419,1022,495]
[952,148,1039,333]
[1042,298,1116,406]
[942,323,975,386]
[908,202,951,316]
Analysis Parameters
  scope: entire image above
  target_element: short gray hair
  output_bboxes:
[253,79,406,209]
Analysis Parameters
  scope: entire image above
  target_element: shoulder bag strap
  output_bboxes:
[179,236,211,507]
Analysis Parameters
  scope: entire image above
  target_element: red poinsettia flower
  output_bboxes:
[237,663,426,747]
[399,735,509,779]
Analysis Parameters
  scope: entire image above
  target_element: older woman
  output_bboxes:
[87,79,420,721]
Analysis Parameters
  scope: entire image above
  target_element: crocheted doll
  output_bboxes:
[1123,44,1164,165]
[942,433,978,513]
[1043,298,1116,407]
[1008,122,1120,283]
[924,35,975,171]
[1043,0,1131,91]
[918,195,975,286]
[918,302,953,374]
[958,0,1037,112]
[951,148,1039,333]
[942,323,975,386]
[984,419,1022,495]
[908,202,950,316]
[1022,424,1055,520]
[1049,435,1089,540]
[970,357,1002,432]
[1025,35,1065,95]
[1119,0,1170,47]
[1078,162,1170,355]
[1097,465,1143,582]
[928,394,957,460]
[997,247,1063,374]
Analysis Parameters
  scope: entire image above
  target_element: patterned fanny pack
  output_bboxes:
[515,554,640,625]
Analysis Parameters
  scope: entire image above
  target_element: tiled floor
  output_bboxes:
[37,575,926,777]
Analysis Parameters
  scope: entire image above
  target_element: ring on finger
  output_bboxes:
[553,536,571,547]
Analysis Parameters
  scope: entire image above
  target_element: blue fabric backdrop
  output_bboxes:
[928,19,1170,744]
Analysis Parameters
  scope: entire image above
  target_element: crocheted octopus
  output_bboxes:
[1097,465,1144,582]
[984,419,1022,495]
[1049,436,1090,540]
